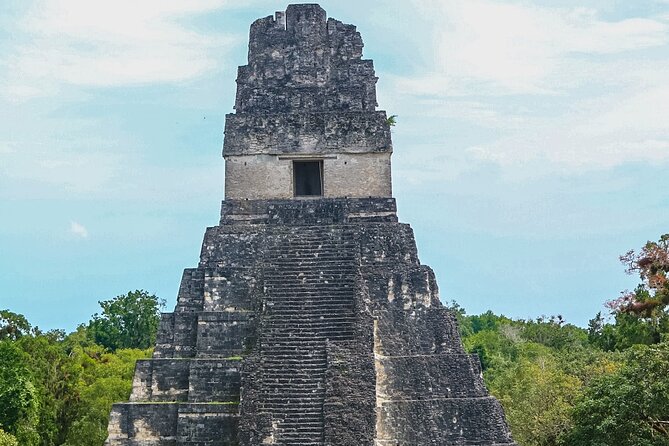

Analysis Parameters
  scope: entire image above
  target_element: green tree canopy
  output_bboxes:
[87,290,164,351]
[564,342,669,446]
[16,330,81,445]
[489,346,582,446]
[62,346,151,446]
[0,429,18,446]
[587,235,669,352]
[0,310,32,341]
[0,341,39,445]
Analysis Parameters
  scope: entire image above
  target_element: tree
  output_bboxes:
[610,234,669,317]
[62,347,151,446]
[564,342,669,446]
[465,327,522,374]
[458,309,620,446]
[0,341,39,446]
[87,290,164,351]
[16,331,81,446]
[469,310,513,335]
[488,346,582,446]
[0,310,32,341]
[587,312,617,351]
[588,235,669,351]
[521,316,588,350]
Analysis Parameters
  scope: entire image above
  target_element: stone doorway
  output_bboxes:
[293,160,323,196]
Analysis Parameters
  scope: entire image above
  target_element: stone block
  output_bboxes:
[375,354,487,401]
[175,269,205,313]
[358,223,418,266]
[323,341,376,446]
[203,268,256,312]
[129,359,190,403]
[154,313,199,358]
[154,313,176,358]
[200,227,263,268]
[376,397,515,445]
[188,360,241,403]
[106,403,179,445]
[196,312,252,358]
[177,404,240,446]
[219,198,397,226]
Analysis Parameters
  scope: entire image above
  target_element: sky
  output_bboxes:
[1,0,668,332]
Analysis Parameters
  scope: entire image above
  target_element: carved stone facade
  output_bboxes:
[105,4,517,446]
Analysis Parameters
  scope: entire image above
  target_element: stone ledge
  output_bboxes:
[375,353,486,399]
[223,111,391,156]
[220,197,397,225]
[130,359,242,404]
[106,403,239,445]
[376,397,516,445]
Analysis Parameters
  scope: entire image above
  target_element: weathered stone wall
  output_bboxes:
[236,5,377,114]
[128,359,241,404]
[224,153,391,200]
[376,398,514,445]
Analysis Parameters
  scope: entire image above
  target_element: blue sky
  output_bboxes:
[1,0,668,331]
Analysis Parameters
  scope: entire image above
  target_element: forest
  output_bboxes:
[1,235,668,446]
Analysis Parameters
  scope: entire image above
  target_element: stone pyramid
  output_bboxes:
[105,4,517,446]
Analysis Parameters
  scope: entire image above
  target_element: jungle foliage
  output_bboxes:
[448,233,669,446]
[0,291,155,446]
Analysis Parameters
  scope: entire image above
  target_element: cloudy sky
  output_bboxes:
[1,0,668,331]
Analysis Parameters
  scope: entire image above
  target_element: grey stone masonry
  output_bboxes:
[235,4,378,114]
[224,4,390,158]
[224,5,392,155]
[105,4,517,446]
[223,4,391,201]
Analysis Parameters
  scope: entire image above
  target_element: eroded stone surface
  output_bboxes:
[105,4,516,446]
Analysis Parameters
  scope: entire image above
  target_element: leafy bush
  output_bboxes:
[0,429,18,446]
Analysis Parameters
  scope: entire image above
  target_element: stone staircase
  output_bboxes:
[258,227,358,445]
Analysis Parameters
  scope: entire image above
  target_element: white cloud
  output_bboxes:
[461,84,669,171]
[410,98,528,129]
[408,0,668,94]
[587,85,669,135]
[0,139,221,203]
[390,0,669,174]
[70,221,89,239]
[3,0,243,100]
[0,142,17,154]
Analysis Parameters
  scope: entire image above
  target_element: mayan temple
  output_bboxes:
[105,4,516,446]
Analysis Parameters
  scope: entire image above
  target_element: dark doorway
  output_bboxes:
[293,160,323,196]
